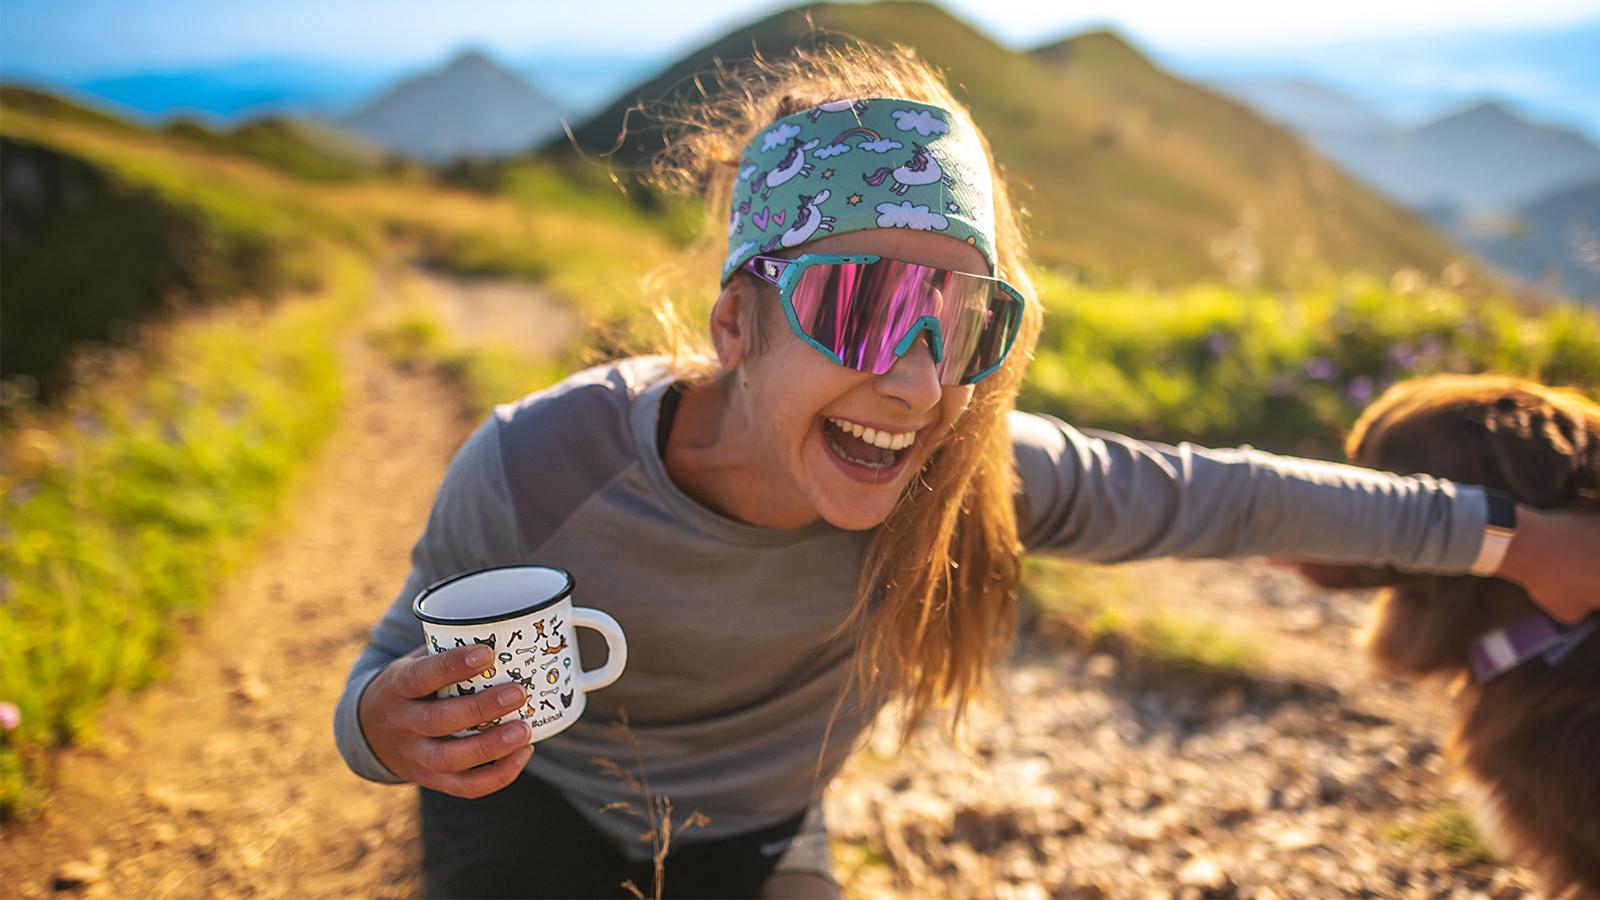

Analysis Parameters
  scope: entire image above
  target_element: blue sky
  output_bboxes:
[3,0,1597,136]
[5,0,1598,74]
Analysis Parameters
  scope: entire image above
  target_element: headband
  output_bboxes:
[721,97,998,284]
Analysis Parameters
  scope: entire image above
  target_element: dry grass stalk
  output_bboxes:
[593,707,709,900]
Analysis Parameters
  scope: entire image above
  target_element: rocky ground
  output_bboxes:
[826,557,1541,898]
[0,262,1543,898]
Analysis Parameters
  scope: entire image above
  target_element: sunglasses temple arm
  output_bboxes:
[740,255,791,288]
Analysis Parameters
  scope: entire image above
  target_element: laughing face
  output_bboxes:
[665,228,988,532]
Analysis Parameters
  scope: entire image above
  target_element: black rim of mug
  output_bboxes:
[412,564,576,626]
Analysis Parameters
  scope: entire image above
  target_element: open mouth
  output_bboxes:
[820,416,909,471]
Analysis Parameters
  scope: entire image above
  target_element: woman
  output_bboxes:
[334,45,1598,898]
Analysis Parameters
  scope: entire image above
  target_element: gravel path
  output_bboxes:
[827,557,1541,898]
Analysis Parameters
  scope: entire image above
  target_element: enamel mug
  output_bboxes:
[413,565,627,741]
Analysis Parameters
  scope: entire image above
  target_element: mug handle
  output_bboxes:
[572,607,628,693]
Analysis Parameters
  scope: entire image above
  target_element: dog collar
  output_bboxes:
[1470,612,1597,682]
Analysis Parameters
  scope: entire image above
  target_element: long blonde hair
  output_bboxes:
[624,39,1046,744]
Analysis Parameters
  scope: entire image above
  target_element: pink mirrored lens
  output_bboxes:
[788,259,1018,384]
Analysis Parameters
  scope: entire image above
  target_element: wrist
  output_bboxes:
[1469,488,1520,579]
[1488,503,1539,585]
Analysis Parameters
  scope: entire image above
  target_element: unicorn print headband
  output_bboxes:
[721,97,998,285]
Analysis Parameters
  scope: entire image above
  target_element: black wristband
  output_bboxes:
[1483,488,1518,531]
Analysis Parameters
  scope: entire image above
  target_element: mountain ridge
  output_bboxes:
[558,0,1467,289]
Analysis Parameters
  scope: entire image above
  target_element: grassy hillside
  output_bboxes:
[0,86,688,398]
[0,88,689,815]
[560,0,1472,290]
[1,134,300,399]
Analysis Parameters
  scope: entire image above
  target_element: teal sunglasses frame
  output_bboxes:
[739,252,1026,386]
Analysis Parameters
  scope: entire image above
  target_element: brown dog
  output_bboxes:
[1292,373,1599,895]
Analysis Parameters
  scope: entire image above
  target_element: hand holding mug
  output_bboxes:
[357,644,536,799]
[360,565,627,799]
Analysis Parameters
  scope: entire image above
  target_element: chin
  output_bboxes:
[817,501,896,532]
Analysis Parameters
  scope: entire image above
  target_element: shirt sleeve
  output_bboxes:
[331,412,525,784]
[1009,409,1489,573]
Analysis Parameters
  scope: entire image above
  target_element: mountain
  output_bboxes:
[342,49,565,162]
[1437,181,1600,300]
[1213,84,1600,214]
[161,114,387,182]
[1207,78,1392,136]
[1310,101,1600,212]
[1160,19,1600,143]
[1212,80,1600,295]
[561,2,1466,289]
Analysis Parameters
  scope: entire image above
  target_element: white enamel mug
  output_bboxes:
[412,565,627,742]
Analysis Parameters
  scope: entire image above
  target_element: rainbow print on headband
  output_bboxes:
[721,97,998,284]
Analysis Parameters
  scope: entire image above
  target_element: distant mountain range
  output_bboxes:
[11,0,1595,295]
[1161,18,1600,142]
[1444,181,1600,300]
[1217,83,1600,212]
[1214,80,1600,298]
[340,50,566,162]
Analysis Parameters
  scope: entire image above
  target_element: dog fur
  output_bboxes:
[1291,373,1599,895]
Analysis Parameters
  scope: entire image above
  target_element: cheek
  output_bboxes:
[937,388,976,434]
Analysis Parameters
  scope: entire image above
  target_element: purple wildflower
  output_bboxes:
[1347,375,1374,404]
[1303,357,1337,382]
[1388,344,1417,369]
[1205,331,1233,357]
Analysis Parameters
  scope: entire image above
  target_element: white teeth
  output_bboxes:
[827,417,916,449]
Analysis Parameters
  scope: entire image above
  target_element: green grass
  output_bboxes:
[1385,799,1494,864]
[0,246,369,818]
[1022,270,1600,458]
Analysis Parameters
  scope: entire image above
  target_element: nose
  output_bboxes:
[875,331,942,412]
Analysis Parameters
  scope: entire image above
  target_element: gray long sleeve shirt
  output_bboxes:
[332,354,1489,860]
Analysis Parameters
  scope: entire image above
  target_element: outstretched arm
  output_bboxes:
[1010,410,1487,573]
[1012,410,1600,622]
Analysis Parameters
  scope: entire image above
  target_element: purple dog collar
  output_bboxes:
[1470,613,1598,683]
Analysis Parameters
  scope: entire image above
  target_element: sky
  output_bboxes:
[2,0,1597,136]
[4,0,1598,76]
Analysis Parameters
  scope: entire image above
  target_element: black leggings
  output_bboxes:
[420,771,807,899]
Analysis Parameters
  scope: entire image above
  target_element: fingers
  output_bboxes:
[392,645,497,700]
[433,743,536,799]
[400,682,529,738]
[423,720,534,773]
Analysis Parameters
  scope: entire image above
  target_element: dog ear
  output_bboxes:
[1480,394,1596,506]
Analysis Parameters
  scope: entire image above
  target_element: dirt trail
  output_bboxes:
[1,260,1541,898]
[1,261,473,898]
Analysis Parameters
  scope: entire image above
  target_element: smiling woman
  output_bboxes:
[332,38,1599,900]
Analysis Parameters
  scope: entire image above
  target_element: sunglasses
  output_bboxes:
[738,253,1025,386]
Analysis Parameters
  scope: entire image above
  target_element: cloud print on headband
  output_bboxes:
[722,97,997,284]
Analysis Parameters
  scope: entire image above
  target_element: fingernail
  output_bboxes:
[502,721,530,745]
[497,685,524,705]
[467,648,491,667]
